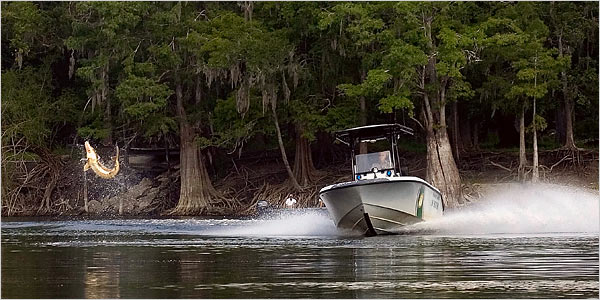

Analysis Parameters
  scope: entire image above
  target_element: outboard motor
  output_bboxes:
[256,200,271,215]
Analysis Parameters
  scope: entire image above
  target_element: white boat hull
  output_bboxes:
[319,177,443,236]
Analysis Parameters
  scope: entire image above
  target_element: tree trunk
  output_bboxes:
[272,105,302,191]
[89,50,97,114]
[293,125,317,186]
[359,70,368,154]
[41,174,57,212]
[518,102,527,181]
[425,126,462,209]
[461,116,472,150]
[421,15,462,208]
[119,197,123,215]
[165,138,172,205]
[473,122,479,150]
[421,83,461,208]
[83,171,89,213]
[531,97,540,183]
[555,100,566,144]
[243,1,253,22]
[33,147,61,213]
[558,33,578,150]
[102,64,113,146]
[92,93,97,114]
[450,101,461,163]
[531,58,539,183]
[563,85,577,150]
[532,96,539,183]
[172,81,218,215]
[175,124,216,213]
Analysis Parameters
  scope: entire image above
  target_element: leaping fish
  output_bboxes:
[84,141,120,179]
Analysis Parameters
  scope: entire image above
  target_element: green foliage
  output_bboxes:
[479,3,566,131]
[537,133,561,150]
[338,69,391,98]
[378,91,414,116]
[147,44,183,70]
[76,117,111,140]
[1,1,598,218]
[381,41,427,80]
[200,12,249,69]
[65,2,148,50]
[324,104,360,133]
[507,46,560,101]
[1,67,53,147]
[116,75,171,119]
[1,2,46,63]
[208,95,268,151]
[526,114,548,134]
[1,1,597,174]
[142,116,178,138]
[199,11,291,73]
[65,2,153,142]
[436,27,469,78]
[290,98,328,141]
[52,89,84,125]
[447,80,475,102]
[318,2,384,49]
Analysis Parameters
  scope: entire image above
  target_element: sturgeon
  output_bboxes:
[84,141,120,179]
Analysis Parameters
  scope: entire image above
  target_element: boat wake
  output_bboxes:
[401,183,599,235]
[3,183,596,239]
[206,209,345,237]
[1,212,344,249]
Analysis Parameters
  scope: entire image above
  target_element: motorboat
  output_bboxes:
[319,124,443,236]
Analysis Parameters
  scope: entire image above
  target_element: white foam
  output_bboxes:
[206,210,342,237]
[407,183,600,235]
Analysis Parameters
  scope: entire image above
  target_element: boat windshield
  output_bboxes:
[355,151,393,173]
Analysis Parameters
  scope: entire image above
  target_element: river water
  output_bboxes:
[2,184,599,298]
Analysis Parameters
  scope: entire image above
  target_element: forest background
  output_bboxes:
[1,1,598,217]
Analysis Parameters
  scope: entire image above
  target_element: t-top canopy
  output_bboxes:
[334,123,414,146]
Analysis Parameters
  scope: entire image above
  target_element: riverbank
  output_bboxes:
[2,148,597,217]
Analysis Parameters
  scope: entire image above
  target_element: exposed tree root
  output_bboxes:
[460,182,484,204]
[250,181,318,208]
[166,190,240,216]
[4,146,596,217]
[157,168,240,216]
[559,144,583,152]
[489,160,513,172]
[238,168,349,215]
[2,147,66,216]
[550,148,585,169]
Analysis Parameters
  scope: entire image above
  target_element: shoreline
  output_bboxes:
[2,149,598,218]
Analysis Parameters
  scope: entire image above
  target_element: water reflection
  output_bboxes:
[84,250,121,298]
[1,218,598,298]
[349,236,599,298]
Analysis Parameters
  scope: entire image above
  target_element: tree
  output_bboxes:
[256,2,330,187]
[384,2,483,207]
[131,2,236,214]
[545,2,598,150]
[2,2,81,213]
[479,12,531,181]
[2,2,599,217]
[66,2,150,144]
[318,2,387,154]
[199,8,305,190]
[479,3,563,182]
[506,14,561,182]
